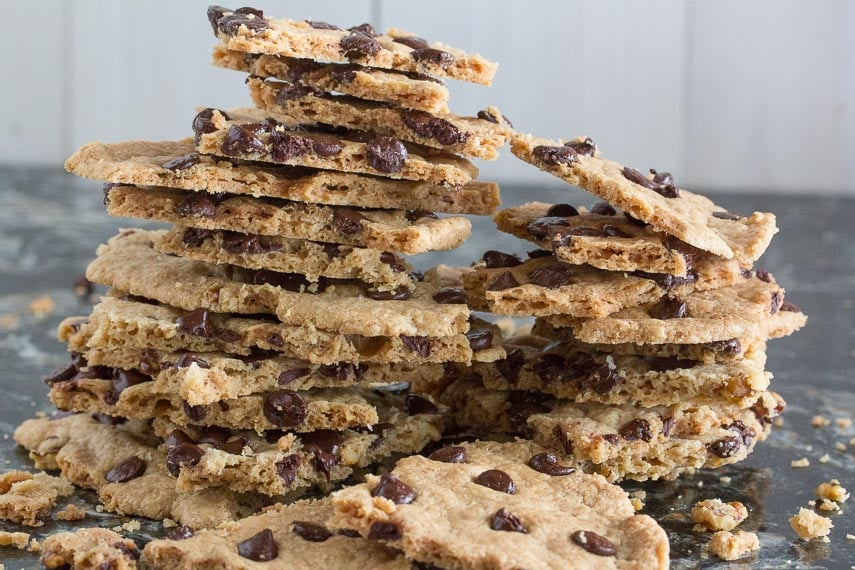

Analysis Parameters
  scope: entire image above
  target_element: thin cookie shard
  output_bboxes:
[41,528,140,570]
[65,140,500,214]
[142,498,411,569]
[510,134,777,260]
[195,108,478,186]
[213,44,450,113]
[87,230,469,337]
[104,186,471,254]
[248,76,510,160]
[208,8,498,85]
[329,440,669,569]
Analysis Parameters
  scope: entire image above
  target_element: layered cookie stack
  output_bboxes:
[17,6,511,528]
[449,133,808,482]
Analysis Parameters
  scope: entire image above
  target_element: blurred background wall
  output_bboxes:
[0,0,851,193]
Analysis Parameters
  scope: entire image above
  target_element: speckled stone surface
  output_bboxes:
[0,168,853,569]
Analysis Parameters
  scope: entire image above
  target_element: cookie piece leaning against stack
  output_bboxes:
[448,133,807,482]
[17,4,510,528]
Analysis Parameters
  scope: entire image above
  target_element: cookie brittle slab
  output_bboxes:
[511,134,777,260]
[329,440,669,570]
[66,139,500,214]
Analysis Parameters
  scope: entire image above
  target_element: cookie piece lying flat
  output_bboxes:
[248,76,510,160]
[66,140,500,214]
[540,276,789,345]
[59,298,503,365]
[464,335,770,408]
[195,108,477,186]
[41,527,140,570]
[0,470,73,526]
[214,43,450,113]
[143,498,410,569]
[329,440,669,569]
[157,227,413,292]
[87,230,468,337]
[463,251,747,318]
[105,186,471,255]
[209,8,498,85]
[496,202,741,275]
[440,377,784,481]
[14,413,269,528]
[511,134,778,260]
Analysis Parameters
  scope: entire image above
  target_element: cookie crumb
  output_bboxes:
[28,296,55,318]
[54,503,86,521]
[162,517,178,528]
[0,530,30,549]
[708,530,760,561]
[790,508,833,540]
[818,454,830,463]
[836,417,852,429]
[27,538,41,552]
[0,313,19,331]
[0,470,74,526]
[790,458,810,468]
[719,476,732,484]
[122,520,141,532]
[812,415,830,427]
[846,533,855,541]
[692,499,749,531]
[773,417,784,427]
[818,499,839,512]
[835,442,847,451]
[816,481,849,503]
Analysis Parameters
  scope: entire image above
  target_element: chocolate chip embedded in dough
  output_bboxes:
[412,48,455,69]
[176,308,217,338]
[367,286,412,301]
[433,288,468,304]
[176,192,219,218]
[533,145,578,166]
[465,328,494,351]
[292,521,333,542]
[707,435,742,458]
[571,530,617,556]
[770,291,783,314]
[173,353,210,369]
[490,509,527,533]
[105,456,147,483]
[365,136,408,173]
[405,209,438,222]
[401,110,468,145]
[482,250,522,268]
[371,472,417,504]
[166,525,194,540]
[528,453,575,476]
[590,202,617,216]
[161,153,201,171]
[340,31,381,60]
[404,393,438,415]
[278,367,311,385]
[331,207,366,235]
[221,123,267,156]
[263,389,308,427]
[579,364,622,396]
[165,443,204,476]
[649,294,688,319]
[564,137,597,157]
[237,529,278,562]
[473,469,515,494]
[528,265,573,289]
[619,418,654,442]
[218,10,269,36]
[275,454,301,487]
[368,521,401,540]
[306,20,341,30]
[348,23,376,36]
[712,210,741,220]
[394,36,429,50]
[496,348,525,383]
[428,446,468,464]
[486,271,520,291]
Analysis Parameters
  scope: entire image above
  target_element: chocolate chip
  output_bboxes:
[165,429,194,450]
[181,227,213,247]
[770,291,783,314]
[630,270,697,290]
[306,20,340,30]
[405,209,439,222]
[624,212,648,227]
[173,353,209,369]
[372,473,417,504]
[308,133,344,157]
[222,231,281,254]
[412,48,454,68]
[579,364,622,395]
[367,286,412,301]
[547,204,579,218]
[340,31,381,60]
[564,137,597,157]
[649,294,688,319]
[221,123,267,156]
[486,271,519,291]
[433,288,468,304]
[366,136,408,173]
[474,469,515,494]
[44,363,78,386]
[278,368,310,386]
[176,308,216,337]
[528,249,553,259]
[394,36,429,50]
[166,525,194,540]
[301,430,342,480]
[263,389,308,428]
[477,108,512,127]
[712,210,741,220]
[709,338,742,355]
[217,9,269,36]
[183,401,207,422]
[207,6,230,33]
[533,145,577,166]
[332,207,365,235]
[219,437,249,455]
[401,110,467,145]
[249,269,323,293]
[161,153,200,171]
[525,217,570,241]
[622,167,656,189]
[661,416,676,436]
[104,369,151,405]
[266,333,285,348]
[496,348,525,383]
[400,335,432,358]
[707,436,742,458]
[328,64,361,84]
[602,224,630,237]
[276,454,301,487]
[571,530,616,556]
[780,300,801,313]
[482,250,522,268]
[368,521,400,540]
[105,456,147,483]
[405,394,438,415]
[165,443,204,476]
[728,420,756,447]
[135,350,159,376]
[490,508,527,533]
[269,129,312,162]
[619,418,653,442]
[237,529,278,561]
[528,453,575,476]
[176,192,219,218]
[589,202,616,216]
[380,252,407,273]
[292,521,332,542]
[191,108,228,143]
[649,169,679,197]
[465,328,494,351]
[528,265,573,289]
[321,243,342,259]
[508,394,549,433]
[428,446,468,463]
[349,23,375,35]
[318,363,364,381]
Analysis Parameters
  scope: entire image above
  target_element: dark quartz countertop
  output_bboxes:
[0,167,852,569]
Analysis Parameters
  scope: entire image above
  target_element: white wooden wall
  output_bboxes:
[1,0,852,193]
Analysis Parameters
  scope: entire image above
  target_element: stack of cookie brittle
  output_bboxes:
[16,5,511,530]
[450,133,808,482]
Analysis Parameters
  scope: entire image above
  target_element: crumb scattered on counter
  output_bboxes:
[708,530,760,561]
[817,480,849,503]
[790,508,833,540]
[773,417,784,427]
[846,533,855,541]
[819,499,839,512]
[27,538,41,552]
[719,476,732,484]
[836,417,853,429]
[28,296,55,318]
[55,503,86,521]
[791,458,810,468]
[812,415,830,427]
[0,313,19,330]
[818,454,830,463]
[835,442,847,451]
[692,499,749,531]
[0,530,31,549]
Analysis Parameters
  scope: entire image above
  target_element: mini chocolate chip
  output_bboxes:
[237,529,278,562]
[428,446,468,463]
[263,390,308,428]
[770,291,783,314]
[465,328,494,351]
[165,443,204,476]
[278,368,310,385]
[707,436,742,458]
[661,416,676,436]
[394,36,429,50]
[496,348,525,383]
[571,530,616,556]
[166,525,194,540]
[372,473,417,504]
[183,401,207,422]
[219,437,249,455]
[405,394,438,415]
[306,20,340,30]
[579,364,622,395]
[619,418,653,442]
[712,210,741,220]
[366,136,408,173]
[590,202,617,216]
[105,456,147,483]
[292,521,332,542]
[486,271,520,291]
[340,31,381,60]
[780,300,801,313]
[546,204,579,217]
[221,123,267,156]
[482,250,522,268]
[528,452,575,476]
[400,335,432,358]
[533,145,577,166]
[401,110,468,145]
[474,469,515,494]
[405,209,438,222]
[276,454,301,487]
[411,48,454,68]
[528,265,573,289]
[222,231,282,254]
[176,308,217,337]
[44,363,78,386]
[332,207,366,235]
[176,192,219,218]
[380,252,407,273]
[490,508,527,533]
[433,288,468,304]
[368,521,400,540]
[367,286,412,300]
[173,353,209,369]
[649,294,688,319]
[161,153,200,171]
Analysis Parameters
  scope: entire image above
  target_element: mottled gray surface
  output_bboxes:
[0,168,852,569]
